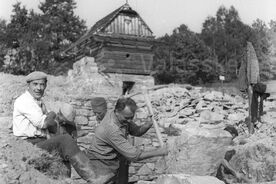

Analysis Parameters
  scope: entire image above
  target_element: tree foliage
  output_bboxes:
[0,3,274,82]
[200,6,273,81]
[0,0,86,75]
[201,6,253,81]
[154,6,274,84]
[154,24,221,85]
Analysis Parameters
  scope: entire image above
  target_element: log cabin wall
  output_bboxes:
[64,3,156,75]
[96,46,154,75]
[64,3,157,90]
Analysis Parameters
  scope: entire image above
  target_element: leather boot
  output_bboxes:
[69,151,96,182]
[69,151,115,184]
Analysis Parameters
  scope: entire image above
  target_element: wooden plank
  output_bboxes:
[104,46,153,53]
[102,68,151,75]
[100,62,152,71]
[103,53,153,62]
[99,54,153,62]
[93,34,155,44]
[99,58,153,69]
[103,50,153,57]
[99,58,153,67]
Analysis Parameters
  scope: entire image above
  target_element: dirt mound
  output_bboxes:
[0,116,84,184]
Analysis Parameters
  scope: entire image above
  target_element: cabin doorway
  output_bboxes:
[122,81,135,95]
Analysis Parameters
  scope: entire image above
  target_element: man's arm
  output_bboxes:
[15,100,47,129]
[129,119,153,137]
[137,146,168,161]
[106,128,167,162]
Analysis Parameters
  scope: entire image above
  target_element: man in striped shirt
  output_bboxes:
[87,97,168,183]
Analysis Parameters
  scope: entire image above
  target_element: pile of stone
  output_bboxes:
[137,174,224,184]
[68,84,255,182]
[133,85,248,134]
[131,85,276,183]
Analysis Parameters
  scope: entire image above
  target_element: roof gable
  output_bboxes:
[63,3,156,55]
[89,3,153,37]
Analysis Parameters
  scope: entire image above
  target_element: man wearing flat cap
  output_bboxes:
[91,97,107,122]
[13,71,113,183]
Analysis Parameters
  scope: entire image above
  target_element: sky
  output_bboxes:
[0,0,276,37]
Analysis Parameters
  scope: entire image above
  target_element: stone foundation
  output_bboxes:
[67,56,154,97]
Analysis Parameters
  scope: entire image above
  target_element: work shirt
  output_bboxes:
[87,110,142,174]
[238,42,260,92]
[13,91,47,138]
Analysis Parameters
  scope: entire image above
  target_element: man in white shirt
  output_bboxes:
[12,71,113,183]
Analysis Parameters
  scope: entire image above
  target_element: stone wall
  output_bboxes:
[67,56,154,97]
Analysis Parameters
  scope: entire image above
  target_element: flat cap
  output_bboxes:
[91,97,107,121]
[59,103,76,125]
[91,97,107,113]
[26,71,47,83]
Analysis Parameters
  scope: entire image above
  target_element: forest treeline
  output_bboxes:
[0,0,275,84]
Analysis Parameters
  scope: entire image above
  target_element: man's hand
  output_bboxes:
[144,117,153,127]
[44,111,58,134]
[148,113,158,121]
[236,173,251,183]
[157,146,169,156]
[137,145,169,161]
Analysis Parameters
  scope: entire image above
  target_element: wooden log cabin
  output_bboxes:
[64,3,158,94]
[64,3,158,93]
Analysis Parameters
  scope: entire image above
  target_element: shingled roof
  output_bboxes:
[64,3,154,54]
[89,3,152,35]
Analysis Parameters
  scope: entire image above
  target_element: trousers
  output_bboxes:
[26,134,80,160]
[251,83,267,122]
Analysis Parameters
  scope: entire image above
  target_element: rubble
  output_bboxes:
[137,174,224,184]
[0,117,80,184]
[1,72,276,184]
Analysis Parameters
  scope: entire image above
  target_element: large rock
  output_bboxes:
[229,136,276,183]
[166,127,232,176]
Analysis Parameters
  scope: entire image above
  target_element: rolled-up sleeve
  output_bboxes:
[106,129,142,161]
[15,100,46,129]
[128,121,141,136]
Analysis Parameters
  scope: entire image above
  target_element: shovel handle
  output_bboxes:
[143,89,164,147]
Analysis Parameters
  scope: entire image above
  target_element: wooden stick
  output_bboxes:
[142,87,164,147]
[248,85,254,134]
